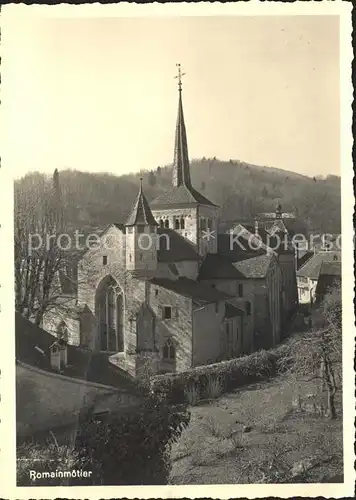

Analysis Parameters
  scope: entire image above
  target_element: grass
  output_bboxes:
[169,373,343,484]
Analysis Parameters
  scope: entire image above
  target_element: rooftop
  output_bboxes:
[15,313,144,396]
[149,277,232,303]
[125,183,158,227]
[157,228,200,262]
[198,253,246,281]
[296,251,341,279]
[233,253,274,279]
[151,184,217,209]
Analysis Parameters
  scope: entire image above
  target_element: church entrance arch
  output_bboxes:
[95,275,124,353]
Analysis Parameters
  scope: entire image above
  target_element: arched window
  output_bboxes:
[175,218,180,230]
[163,338,176,361]
[164,219,169,229]
[97,277,124,352]
[57,321,68,342]
[180,217,185,229]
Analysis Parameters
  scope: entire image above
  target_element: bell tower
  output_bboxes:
[125,179,159,273]
[151,64,219,256]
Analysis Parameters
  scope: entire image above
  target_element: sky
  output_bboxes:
[3,12,340,178]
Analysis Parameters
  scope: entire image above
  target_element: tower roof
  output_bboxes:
[151,64,217,209]
[125,180,158,227]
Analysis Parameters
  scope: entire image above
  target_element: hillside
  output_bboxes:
[14,158,341,235]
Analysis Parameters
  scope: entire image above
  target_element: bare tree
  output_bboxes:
[14,169,74,325]
[279,281,342,419]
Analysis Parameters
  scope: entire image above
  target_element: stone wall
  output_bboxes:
[16,361,141,437]
[148,283,193,373]
[278,252,298,319]
[197,204,219,255]
[151,207,198,247]
[192,301,225,366]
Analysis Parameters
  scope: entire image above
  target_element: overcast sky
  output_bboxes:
[3,13,340,178]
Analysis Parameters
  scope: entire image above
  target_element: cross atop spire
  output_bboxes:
[174,63,186,92]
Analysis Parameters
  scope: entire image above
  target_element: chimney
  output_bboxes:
[50,339,68,372]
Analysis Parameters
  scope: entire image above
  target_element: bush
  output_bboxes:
[184,383,200,406]
[204,375,224,400]
[152,343,291,404]
[74,393,190,485]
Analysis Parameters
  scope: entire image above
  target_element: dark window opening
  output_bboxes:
[163,338,176,361]
[175,219,180,230]
[245,301,251,316]
[180,218,185,229]
[155,289,159,297]
[163,306,172,319]
[238,283,243,297]
[159,220,164,228]
[97,280,124,352]
[164,219,169,229]
[103,255,108,266]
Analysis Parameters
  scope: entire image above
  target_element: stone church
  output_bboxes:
[43,70,294,377]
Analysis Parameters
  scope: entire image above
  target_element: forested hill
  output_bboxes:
[15,158,341,235]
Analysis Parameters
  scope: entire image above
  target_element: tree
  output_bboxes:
[148,171,157,187]
[14,169,72,325]
[279,282,341,419]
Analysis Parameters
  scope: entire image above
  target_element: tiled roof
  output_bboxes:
[151,184,217,208]
[125,185,158,227]
[149,277,232,303]
[315,263,341,299]
[218,226,273,260]
[296,251,341,279]
[157,228,200,262]
[225,302,244,318]
[198,253,246,280]
[15,313,143,395]
[319,261,341,276]
[233,253,274,279]
[113,222,126,232]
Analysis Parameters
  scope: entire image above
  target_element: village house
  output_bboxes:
[42,70,294,377]
[296,249,341,308]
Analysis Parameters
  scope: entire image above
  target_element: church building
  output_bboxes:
[42,65,286,377]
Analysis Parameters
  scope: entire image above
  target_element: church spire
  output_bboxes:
[172,64,192,188]
[125,178,158,227]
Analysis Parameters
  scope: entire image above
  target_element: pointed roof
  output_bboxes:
[125,180,158,227]
[151,66,217,209]
[173,87,191,188]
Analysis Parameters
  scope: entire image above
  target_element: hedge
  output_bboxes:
[151,342,292,404]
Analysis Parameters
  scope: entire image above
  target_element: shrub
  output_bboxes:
[204,375,224,400]
[74,393,190,485]
[184,383,200,406]
[201,415,224,438]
